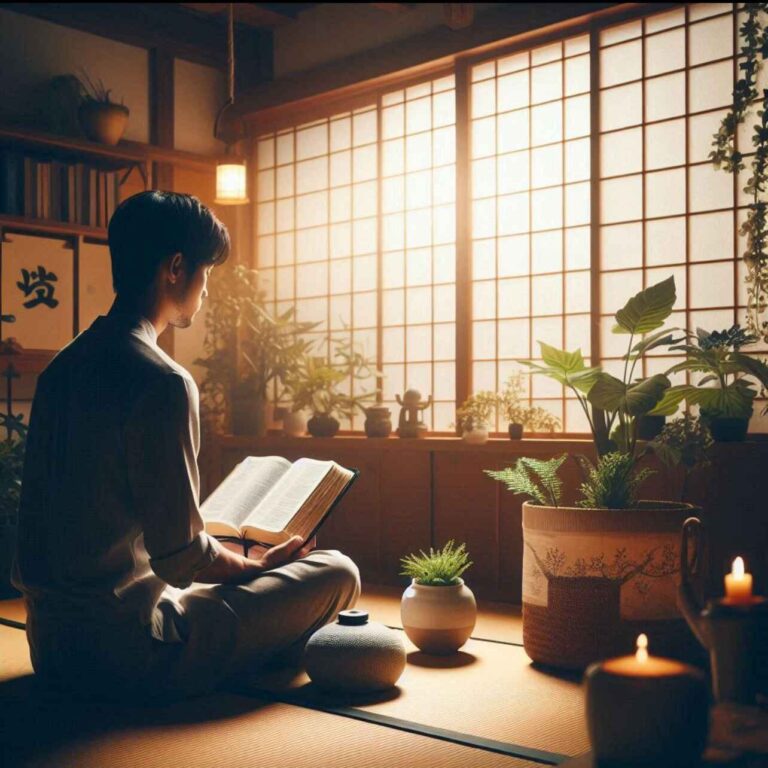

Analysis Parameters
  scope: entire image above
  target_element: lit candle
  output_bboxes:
[724,556,754,605]
[585,635,709,767]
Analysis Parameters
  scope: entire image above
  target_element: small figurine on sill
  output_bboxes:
[396,389,432,438]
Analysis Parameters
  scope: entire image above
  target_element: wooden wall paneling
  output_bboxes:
[379,449,432,588]
[432,451,500,599]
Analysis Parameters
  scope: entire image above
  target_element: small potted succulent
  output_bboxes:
[499,372,561,439]
[454,391,497,444]
[400,540,476,655]
[77,70,129,146]
[650,324,768,442]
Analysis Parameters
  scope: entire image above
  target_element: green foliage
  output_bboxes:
[650,325,768,419]
[710,4,768,342]
[282,336,380,420]
[498,373,561,432]
[650,414,713,471]
[400,540,473,586]
[78,69,124,106]
[484,455,567,507]
[195,264,319,431]
[576,452,655,510]
[454,391,498,431]
[0,438,24,528]
[524,277,680,459]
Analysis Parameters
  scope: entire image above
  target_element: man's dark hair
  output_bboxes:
[108,191,230,300]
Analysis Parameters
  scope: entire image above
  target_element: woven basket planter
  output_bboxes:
[522,500,701,671]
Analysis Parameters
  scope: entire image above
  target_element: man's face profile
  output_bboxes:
[169,258,213,329]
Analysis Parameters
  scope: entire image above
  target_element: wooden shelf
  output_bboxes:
[0,214,107,240]
[0,124,220,173]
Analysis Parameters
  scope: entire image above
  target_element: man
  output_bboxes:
[12,191,360,701]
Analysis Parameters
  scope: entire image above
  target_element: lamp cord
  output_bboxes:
[227,1,235,103]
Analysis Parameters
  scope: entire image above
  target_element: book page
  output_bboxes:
[200,456,291,532]
[245,458,334,534]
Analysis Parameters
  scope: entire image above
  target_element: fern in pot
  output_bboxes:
[485,277,704,670]
[399,541,476,655]
[77,70,129,146]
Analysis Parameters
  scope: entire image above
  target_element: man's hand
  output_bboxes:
[249,535,317,573]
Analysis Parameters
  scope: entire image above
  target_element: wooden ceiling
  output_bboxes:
[179,3,318,29]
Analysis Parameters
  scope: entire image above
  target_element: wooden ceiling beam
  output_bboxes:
[3,2,272,79]
[180,2,301,28]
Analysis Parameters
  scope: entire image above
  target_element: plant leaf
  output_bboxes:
[648,384,692,416]
[625,329,683,360]
[613,276,676,335]
[588,372,670,416]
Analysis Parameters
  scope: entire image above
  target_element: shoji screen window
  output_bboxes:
[470,36,591,433]
[380,75,457,432]
[255,106,379,430]
[598,4,750,415]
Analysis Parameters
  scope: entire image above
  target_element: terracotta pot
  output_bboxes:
[521,500,702,670]
[78,101,129,145]
[307,413,340,437]
[462,426,489,444]
[283,410,307,437]
[401,578,477,654]
[508,423,523,440]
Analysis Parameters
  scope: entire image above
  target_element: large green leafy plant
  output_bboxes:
[488,277,683,509]
[195,264,318,432]
[650,324,768,421]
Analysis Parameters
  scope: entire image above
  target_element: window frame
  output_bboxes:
[249,2,755,437]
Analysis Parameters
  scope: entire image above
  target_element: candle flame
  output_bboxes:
[636,633,648,664]
[732,557,745,579]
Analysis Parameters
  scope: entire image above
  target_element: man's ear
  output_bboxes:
[168,252,184,284]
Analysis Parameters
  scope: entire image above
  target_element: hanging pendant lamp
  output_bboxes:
[215,2,249,205]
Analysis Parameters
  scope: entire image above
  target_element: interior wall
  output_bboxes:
[0,7,230,415]
[272,2,498,78]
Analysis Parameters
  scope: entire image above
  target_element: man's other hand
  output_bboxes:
[251,535,317,572]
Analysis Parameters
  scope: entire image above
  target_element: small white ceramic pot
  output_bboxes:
[462,426,489,444]
[400,578,477,654]
[283,410,307,437]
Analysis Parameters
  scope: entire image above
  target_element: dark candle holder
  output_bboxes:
[679,517,768,706]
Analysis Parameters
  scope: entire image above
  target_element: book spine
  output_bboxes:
[3,152,20,215]
[0,150,7,214]
[23,158,33,218]
[38,161,45,219]
[76,163,84,225]
[67,164,76,223]
[50,160,60,221]
[89,167,97,227]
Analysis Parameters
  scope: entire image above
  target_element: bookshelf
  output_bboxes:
[0,124,221,239]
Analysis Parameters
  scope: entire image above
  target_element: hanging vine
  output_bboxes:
[711,3,768,342]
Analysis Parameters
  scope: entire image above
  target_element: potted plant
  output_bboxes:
[282,337,379,437]
[499,372,561,439]
[77,70,129,146]
[399,540,476,655]
[195,264,318,437]
[486,277,703,670]
[649,324,768,442]
[454,391,497,444]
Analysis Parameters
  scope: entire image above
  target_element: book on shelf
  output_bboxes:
[0,151,122,229]
[200,456,358,554]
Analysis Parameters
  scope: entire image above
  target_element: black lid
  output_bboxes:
[338,609,369,626]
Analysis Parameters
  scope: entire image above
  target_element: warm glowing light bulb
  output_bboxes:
[215,162,249,205]
[635,633,648,664]
[732,557,745,579]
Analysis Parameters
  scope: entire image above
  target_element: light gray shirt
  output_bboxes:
[12,311,223,642]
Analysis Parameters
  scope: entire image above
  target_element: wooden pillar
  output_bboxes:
[149,46,176,358]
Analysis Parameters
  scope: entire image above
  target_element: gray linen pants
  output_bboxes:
[26,549,360,702]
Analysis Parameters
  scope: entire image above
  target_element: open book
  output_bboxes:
[200,456,358,549]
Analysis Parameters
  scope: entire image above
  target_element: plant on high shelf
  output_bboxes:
[399,541,477,655]
[453,391,498,444]
[499,371,561,439]
[76,69,130,146]
[281,336,380,437]
[710,4,768,344]
[484,277,705,671]
[195,264,319,437]
[648,324,768,442]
